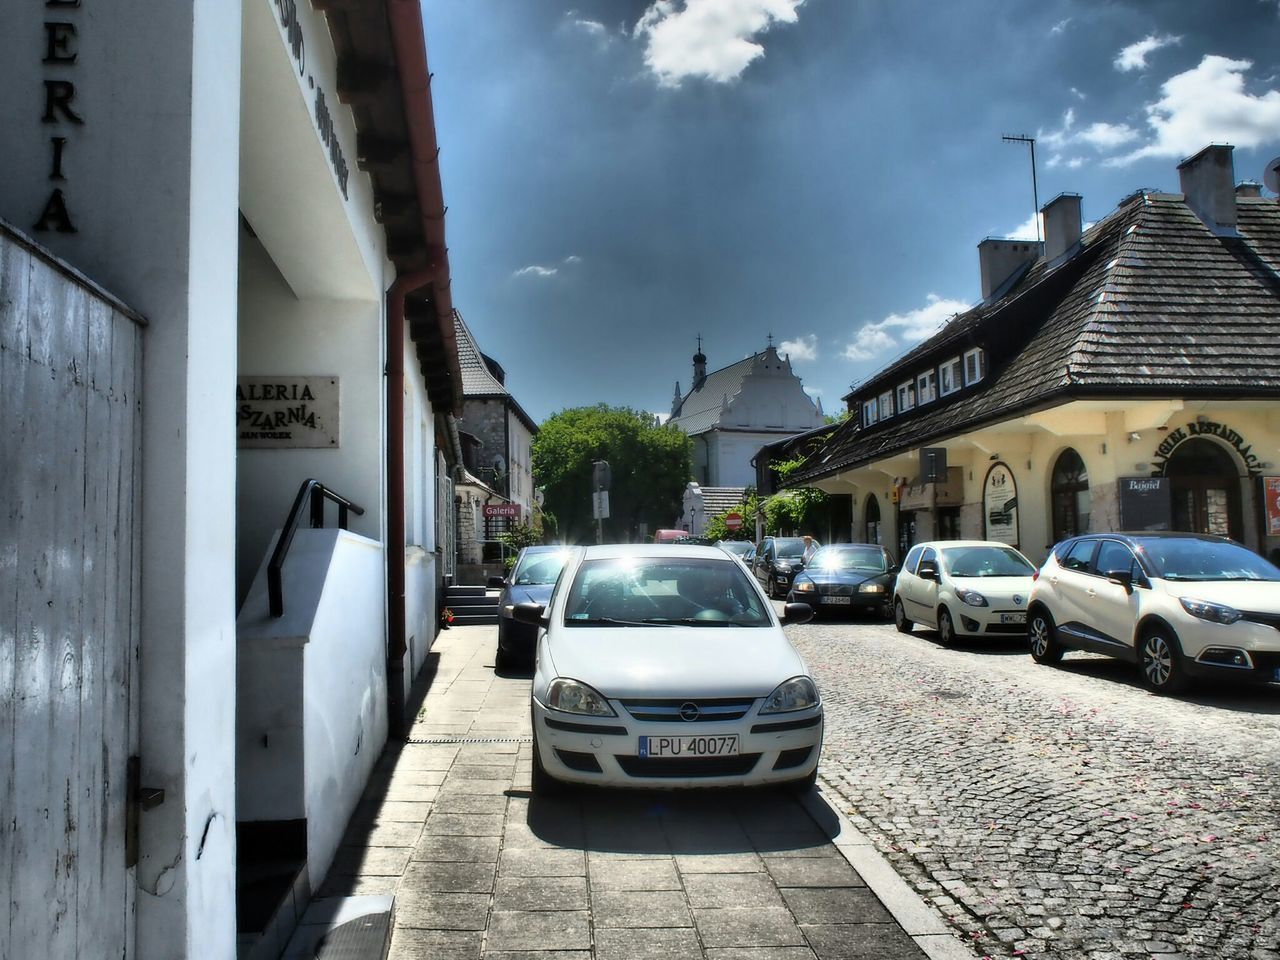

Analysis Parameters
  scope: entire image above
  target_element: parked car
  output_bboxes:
[489,545,572,669]
[715,539,755,562]
[516,543,821,793]
[752,536,821,599]
[893,540,1037,643]
[1027,532,1280,693]
[786,543,897,618]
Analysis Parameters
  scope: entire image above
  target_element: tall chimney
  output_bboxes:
[978,238,1041,300]
[1178,144,1236,230]
[1042,193,1082,261]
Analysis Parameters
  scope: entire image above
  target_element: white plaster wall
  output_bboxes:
[710,432,790,488]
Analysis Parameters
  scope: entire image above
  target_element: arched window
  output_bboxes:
[864,495,881,545]
[1167,439,1241,540]
[1051,448,1090,543]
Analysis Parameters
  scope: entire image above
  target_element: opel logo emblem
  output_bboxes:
[1013,595,1024,605]
[679,702,700,722]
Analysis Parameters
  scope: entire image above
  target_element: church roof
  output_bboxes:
[669,351,762,435]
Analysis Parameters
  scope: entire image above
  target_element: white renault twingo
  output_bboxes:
[893,540,1038,643]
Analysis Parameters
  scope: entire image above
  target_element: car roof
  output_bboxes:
[580,543,737,561]
[914,540,1025,550]
[518,544,570,557]
[1065,532,1238,546]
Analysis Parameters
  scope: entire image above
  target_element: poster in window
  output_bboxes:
[983,461,1019,547]
[1265,477,1280,536]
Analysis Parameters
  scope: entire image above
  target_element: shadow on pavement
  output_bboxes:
[1053,654,1280,713]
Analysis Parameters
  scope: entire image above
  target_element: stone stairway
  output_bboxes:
[444,583,499,626]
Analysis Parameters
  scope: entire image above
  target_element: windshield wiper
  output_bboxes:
[639,617,733,626]
[568,616,665,626]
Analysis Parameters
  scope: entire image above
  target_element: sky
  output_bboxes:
[421,0,1280,425]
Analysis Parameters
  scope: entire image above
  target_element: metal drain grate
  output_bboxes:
[406,736,533,744]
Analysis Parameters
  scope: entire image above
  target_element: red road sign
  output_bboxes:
[725,511,743,531]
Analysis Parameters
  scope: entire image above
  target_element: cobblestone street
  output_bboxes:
[790,619,1280,960]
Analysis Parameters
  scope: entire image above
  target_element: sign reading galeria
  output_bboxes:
[237,376,339,448]
[983,461,1019,547]
[483,503,521,520]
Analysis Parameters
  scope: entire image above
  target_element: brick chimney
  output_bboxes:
[1178,144,1236,230]
[1236,181,1263,199]
[1042,193,1082,261]
[978,238,1042,300]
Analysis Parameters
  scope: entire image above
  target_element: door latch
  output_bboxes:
[125,756,166,867]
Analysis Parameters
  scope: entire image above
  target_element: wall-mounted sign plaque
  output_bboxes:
[237,376,339,449]
[982,461,1019,547]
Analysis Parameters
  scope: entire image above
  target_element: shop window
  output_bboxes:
[896,381,915,413]
[862,399,878,427]
[963,348,985,385]
[1050,448,1091,543]
[939,357,962,396]
[917,370,937,404]
[878,390,894,419]
[865,494,881,545]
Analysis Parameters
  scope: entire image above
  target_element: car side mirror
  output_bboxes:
[487,575,507,588]
[780,602,814,625]
[1104,569,1134,593]
[917,561,938,581]
[512,601,546,625]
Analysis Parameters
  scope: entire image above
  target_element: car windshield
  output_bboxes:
[718,541,753,557]
[562,556,771,627]
[1135,538,1280,582]
[774,538,807,559]
[941,545,1035,578]
[809,545,888,573]
[513,550,570,585]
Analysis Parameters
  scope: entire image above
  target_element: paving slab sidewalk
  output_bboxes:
[311,624,972,960]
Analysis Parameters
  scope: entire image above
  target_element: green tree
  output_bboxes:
[532,405,692,544]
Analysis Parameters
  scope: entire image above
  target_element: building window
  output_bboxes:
[939,357,962,396]
[917,370,936,404]
[963,347,985,385]
[1050,448,1090,543]
[878,390,893,419]
[862,399,878,427]
[896,381,915,413]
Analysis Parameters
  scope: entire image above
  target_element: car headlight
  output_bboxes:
[954,587,988,607]
[546,678,617,716]
[1179,597,1242,625]
[501,604,516,618]
[793,580,816,593]
[858,582,885,594]
[759,676,820,714]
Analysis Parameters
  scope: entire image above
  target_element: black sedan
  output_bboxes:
[785,544,897,618]
[489,546,572,669]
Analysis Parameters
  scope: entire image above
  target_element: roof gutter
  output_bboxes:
[385,0,457,737]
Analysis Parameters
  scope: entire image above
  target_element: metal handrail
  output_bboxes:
[268,479,365,618]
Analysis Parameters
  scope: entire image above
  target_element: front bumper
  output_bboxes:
[788,585,888,612]
[531,697,823,789]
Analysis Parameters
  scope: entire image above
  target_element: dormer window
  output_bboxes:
[878,390,893,419]
[939,357,962,396]
[963,347,986,386]
[896,380,915,413]
[917,369,936,404]
[862,399,878,427]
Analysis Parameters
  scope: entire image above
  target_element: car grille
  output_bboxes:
[1241,611,1280,632]
[615,754,761,778]
[620,698,755,722]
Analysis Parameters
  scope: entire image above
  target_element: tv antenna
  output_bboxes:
[1002,134,1041,241]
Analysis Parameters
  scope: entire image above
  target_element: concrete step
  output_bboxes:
[445,594,499,609]
[445,584,490,597]
[449,609,498,626]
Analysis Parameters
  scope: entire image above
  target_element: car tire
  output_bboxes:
[782,767,819,794]
[1028,608,1064,664]
[1139,626,1189,694]
[494,643,509,673]
[531,733,566,796]
[767,574,779,600]
[893,598,913,634]
[937,607,957,646]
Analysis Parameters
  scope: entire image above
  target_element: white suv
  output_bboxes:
[1027,533,1280,693]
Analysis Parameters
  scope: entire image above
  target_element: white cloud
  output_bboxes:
[779,333,817,361]
[1109,56,1280,165]
[563,255,582,264]
[1040,110,1137,165]
[633,0,805,88]
[842,294,969,362]
[1007,212,1042,240]
[1076,121,1139,149]
[1070,87,1087,101]
[513,264,558,278]
[571,17,607,37]
[1114,33,1180,72]
[1049,17,1071,35]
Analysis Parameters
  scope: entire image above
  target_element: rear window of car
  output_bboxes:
[562,557,771,626]
[808,545,888,573]
[513,550,570,585]
[774,538,806,559]
[1061,539,1096,573]
[940,545,1034,577]
[1135,538,1280,582]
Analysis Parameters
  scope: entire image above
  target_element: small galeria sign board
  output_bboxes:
[237,376,339,448]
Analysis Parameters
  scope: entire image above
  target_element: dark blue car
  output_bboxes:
[490,546,572,669]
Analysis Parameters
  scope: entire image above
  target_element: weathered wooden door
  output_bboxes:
[1,226,143,960]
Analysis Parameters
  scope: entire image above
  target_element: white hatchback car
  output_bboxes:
[517,544,823,793]
[1027,533,1280,693]
[892,540,1037,643]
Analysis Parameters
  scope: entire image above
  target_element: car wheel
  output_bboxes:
[893,599,913,634]
[937,607,957,646]
[767,575,779,599]
[1028,608,1063,664]
[494,643,509,673]
[1139,626,1189,694]
[782,767,818,794]
[531,732,566,796]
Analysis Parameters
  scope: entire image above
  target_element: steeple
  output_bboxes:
[671,381,682,417]
[692,334,707,390]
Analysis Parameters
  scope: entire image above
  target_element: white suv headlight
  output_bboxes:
[760,676,820,714]
[955,587,988,607]
[546,678,617,716]
[1179,597,1242,625]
